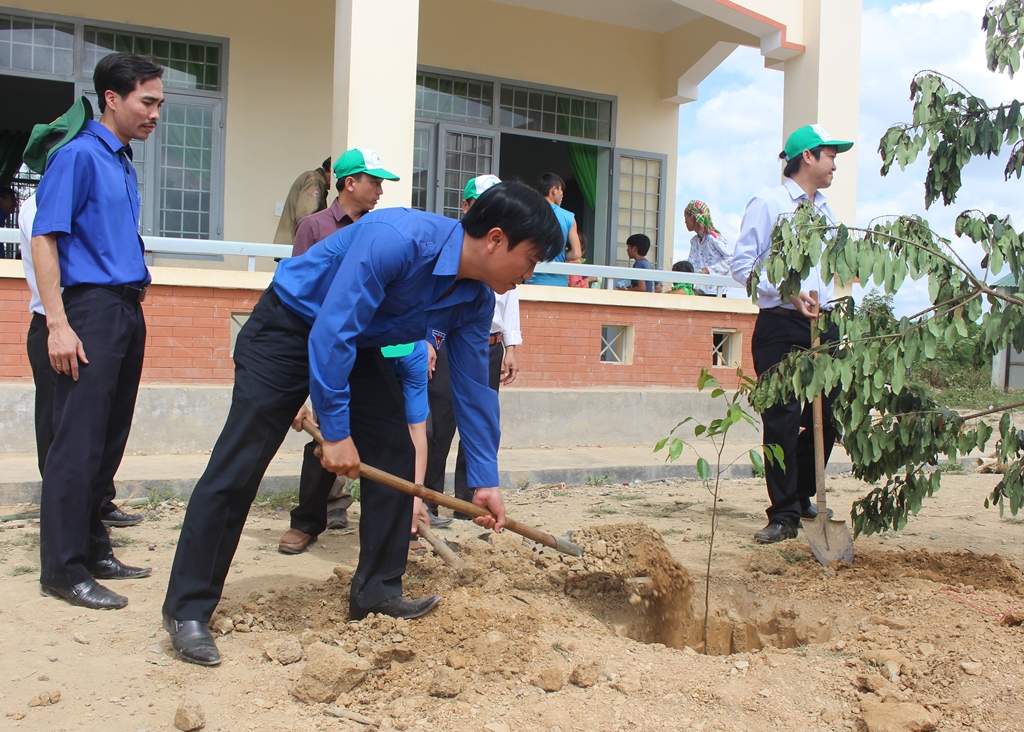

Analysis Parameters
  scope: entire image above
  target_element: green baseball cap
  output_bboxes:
[782,124,853,162]
[333,148,399,181]
[463,174,501,201]
[23,96,94,174]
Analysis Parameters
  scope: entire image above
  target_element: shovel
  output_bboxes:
[802,292,855,565]
[301,419,584,557]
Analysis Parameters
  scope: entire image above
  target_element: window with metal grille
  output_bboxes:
[416,71,493,124]
[601,325,632,364]
[712,330,739,368]
[499,85,612,141]
[0,11,227,241]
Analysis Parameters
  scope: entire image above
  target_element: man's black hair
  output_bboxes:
[626,233,651,257]
[322,157,332,172]
[780,145,823,178]
[462,181,563,260]
[94,53,164,113]
[536,172,565,198]
[672,260,694,273]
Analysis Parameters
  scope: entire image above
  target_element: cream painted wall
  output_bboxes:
[418,0,683,250]
[8,0,336,244]
[781,0,861,227]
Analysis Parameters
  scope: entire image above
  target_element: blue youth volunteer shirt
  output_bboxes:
[272,208,500,489]
[32,120,150,288]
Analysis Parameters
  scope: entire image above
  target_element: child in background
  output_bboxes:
[568,233,599,289]
[667,261,696,295]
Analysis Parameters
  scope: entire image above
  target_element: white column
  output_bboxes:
[780,0,861,226]
[333,0,419,208]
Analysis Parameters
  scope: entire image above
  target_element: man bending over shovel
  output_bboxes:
[162,182,563,666]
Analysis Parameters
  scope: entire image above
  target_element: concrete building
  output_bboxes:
[0,0,862,455]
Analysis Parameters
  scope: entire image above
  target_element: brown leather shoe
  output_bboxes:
[278,528,316,555]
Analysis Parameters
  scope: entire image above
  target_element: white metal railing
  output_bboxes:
[0,229,741,290]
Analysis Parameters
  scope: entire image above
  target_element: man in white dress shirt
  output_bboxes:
[730,124,853,544]
[424,175,523,521]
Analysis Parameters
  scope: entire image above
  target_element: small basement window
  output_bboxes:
[601,324,633,364]
[712,330,739,367]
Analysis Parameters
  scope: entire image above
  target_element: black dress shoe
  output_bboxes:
[101,507,144,527]
[163,614,221,666]
[352,594,441,621]
[800,503,835,520]
[87,557,153,580]
[754,521,798,544]
[41,579,128,610]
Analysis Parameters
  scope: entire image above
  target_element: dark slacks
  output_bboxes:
[425,341,503,508]
[27,312,117,510]
[162,286,415,622]
[751,309,840,526]
[39,288,146,587]
[288,439,345,536]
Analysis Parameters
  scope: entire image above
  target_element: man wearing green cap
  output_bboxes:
[730,123,853,545]
[278,148,401,551]
[424,175,522,522]
[291,148,400,256]
[30,52,164,609]
[272,158,332,246]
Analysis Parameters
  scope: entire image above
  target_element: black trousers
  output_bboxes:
[162,286,415,622]
[751,309,840,527]
[289,438,345,536]
[39,288,146,587]
[424,340,503,508]
[27,313,116,511]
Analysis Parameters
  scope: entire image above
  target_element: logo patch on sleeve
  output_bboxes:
[431,329,447,350]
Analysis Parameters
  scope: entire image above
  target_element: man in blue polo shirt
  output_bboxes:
[162,182,562,666]
[29,53,164,610]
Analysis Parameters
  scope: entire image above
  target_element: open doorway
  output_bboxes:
[0,73,75,243]
[498,133,609,266]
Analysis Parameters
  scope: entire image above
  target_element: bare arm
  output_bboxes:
[565,220,582,262]
[31,233,87,380]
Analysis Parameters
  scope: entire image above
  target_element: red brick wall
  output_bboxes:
[516,300,754,389]
[0,280,261,384]
[0,279,754,388]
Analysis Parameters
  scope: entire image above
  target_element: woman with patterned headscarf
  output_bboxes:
[683,200,732,295]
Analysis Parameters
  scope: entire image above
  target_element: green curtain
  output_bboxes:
[0,131,30,187]
[566,142,598,212]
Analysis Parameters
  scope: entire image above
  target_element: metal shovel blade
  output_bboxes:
[804,291,854,566]
[803,513,855,565]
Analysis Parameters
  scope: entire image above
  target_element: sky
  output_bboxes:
[675,0,1024,317]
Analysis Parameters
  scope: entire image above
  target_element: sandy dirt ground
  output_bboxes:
[1,469,1022,732]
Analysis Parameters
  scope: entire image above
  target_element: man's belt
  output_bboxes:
[65,283,148,303]
[762,305,833,319]
[488,332,503,346]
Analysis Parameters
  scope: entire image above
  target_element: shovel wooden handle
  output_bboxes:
[301,419,584,557]
[809,290,828,514]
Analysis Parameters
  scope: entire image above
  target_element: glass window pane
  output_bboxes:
[84,26,223,91]
[415,71,493,124]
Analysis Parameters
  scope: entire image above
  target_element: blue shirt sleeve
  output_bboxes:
[394,341,430,424]
[446,288,500,488]
[32,146,85,238]
[308,223,412,441]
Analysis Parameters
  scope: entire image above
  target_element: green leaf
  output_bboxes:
[696,457,711,483]
[749,449,765,475]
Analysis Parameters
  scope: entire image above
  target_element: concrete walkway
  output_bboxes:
[0,440,855,505]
